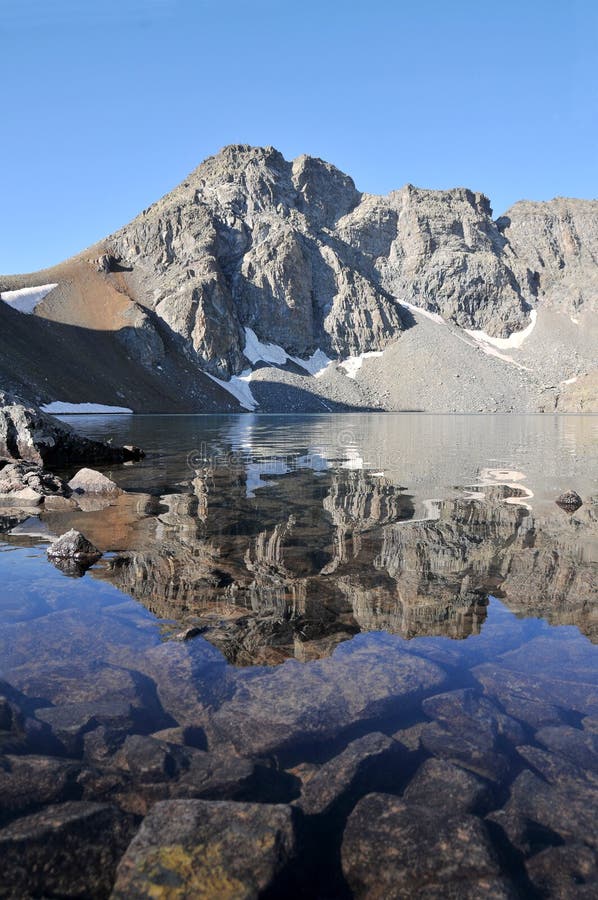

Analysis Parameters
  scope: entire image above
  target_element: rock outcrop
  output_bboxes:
[0,396,143,466]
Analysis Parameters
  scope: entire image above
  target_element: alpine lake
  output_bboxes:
[1,413,597,898]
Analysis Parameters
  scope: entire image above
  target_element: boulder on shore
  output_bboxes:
[68,468,123,495]
[0,461,70,507]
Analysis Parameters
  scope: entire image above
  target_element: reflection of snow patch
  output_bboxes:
[466,310,537,350]
[1,284,57,314]
[477,467,534,509]
[207,370,257,411]
[341,448,364,470]
[480,467,527,482]
[399,300,446,325]
[41,402,133,414]
[339,351,383,379]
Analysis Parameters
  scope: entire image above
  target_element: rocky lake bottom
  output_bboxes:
[0,413,597,898]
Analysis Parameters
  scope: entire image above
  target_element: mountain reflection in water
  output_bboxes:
[32,418,597,665]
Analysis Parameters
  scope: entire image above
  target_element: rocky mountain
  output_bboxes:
[1,145,597,412]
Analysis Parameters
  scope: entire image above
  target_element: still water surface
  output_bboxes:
[1,414,597,895]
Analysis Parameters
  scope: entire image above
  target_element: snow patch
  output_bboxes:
[243,328,288,366]
[399,300,446,325]
[41,402,133,414]
[243,327,333,378]
[339,351,383,379]
[466,310,537,350]
[290,349,333,377]
[207,369,257,411]
[562,376,578,386]
[1,284,57,314]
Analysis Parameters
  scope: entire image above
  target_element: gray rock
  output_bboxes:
[68,467,123,494]
[150,725,207,749]
[487,769,598,853]
[0,801,134,899]
[2,148,598,413]
[105,145,536,378]
[515,743,598,809]
[0,754,81,822]
[391,721,427,752]
[419,720,509,782]
[535,725,598,773]
[403,758,492,814]
[556,490,583,511]
[114,734,180,782]
[296,731,402,815]
[422,688,526,744]
[0,462,69,507]
[0,399,143,466]
[36,700,135,755]
[341,793,511,898]
[170,749,260,802]
[103,734,266,813]
[417,691,520,783]
[112,799,297,899]
[473,664,567,728]
[46,528,102,576]
[210,646,446,756]
[83,724,130,766]
[526,843,598,898]
[47,529,102,561]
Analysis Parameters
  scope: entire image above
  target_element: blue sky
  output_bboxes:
[1,0,596,273]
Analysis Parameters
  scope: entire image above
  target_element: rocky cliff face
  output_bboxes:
[498,198,598,314]
[98,145,597,378]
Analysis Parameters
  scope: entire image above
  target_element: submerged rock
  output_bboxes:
[525,843,598,898]
[296,732,403,816]
[341,793,512,898]
[0,801,134,899]
[112,799,297,899]
[417,689,524,783]
[67,468,123,495]
[402,758,492,814]
[210,645,446,756]
[0,754,82,823]
[487,769,598,854]
[35,699,135,756]
[535,725,598,773]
